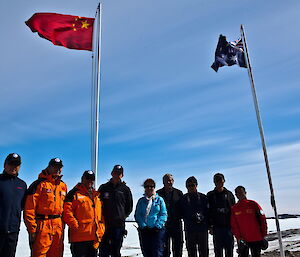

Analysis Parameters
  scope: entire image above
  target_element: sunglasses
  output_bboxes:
[144,185,155,189]
[187,184,196,188]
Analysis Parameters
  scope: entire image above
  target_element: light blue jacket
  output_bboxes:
[134,194,168,229]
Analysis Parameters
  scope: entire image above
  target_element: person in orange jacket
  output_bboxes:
[24,158,67,257]
[63,170,105,257]
[231,186,268,257]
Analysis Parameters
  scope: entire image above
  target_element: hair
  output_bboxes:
[235,185,246,193]
[162,173,173,182]
[186,176,198,186]
[143,178,156,188]
[213,173,225,182]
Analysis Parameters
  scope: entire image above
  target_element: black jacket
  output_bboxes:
[207,187,235,228]
[157,187,183,229]
[98,180,133,228]
[0,171,27,233]
[179,192,208,232]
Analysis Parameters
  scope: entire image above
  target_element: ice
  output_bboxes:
[16,218,300,257]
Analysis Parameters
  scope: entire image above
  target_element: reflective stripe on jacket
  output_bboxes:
[24,170,67,234]
[231,199,268,242]
[63,183,105,246]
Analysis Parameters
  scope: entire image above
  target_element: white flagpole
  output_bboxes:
[240,24,285,257]
[92,3,102,188]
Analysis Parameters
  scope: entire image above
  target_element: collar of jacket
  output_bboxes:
[75,183,99,198]
[237,198,249,204]
[39,169,63,184]
[213,187,229,193]
[2,170,17,179]
[143,193,157,201]
[109,179,125,187]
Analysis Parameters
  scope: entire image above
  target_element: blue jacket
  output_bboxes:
[135,194,167,229]
[0,171,27,233]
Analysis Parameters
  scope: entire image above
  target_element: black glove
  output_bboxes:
[260,238,268,250]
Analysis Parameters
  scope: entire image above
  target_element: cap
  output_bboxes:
[112,164,123,174]
[5,153,21,166]
[82,170,95,181]
[48,158,63,168]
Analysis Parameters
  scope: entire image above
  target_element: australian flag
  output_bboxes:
[211,34,247,72]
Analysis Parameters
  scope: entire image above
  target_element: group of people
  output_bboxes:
[134,173,268,257]
[0,152,268,257]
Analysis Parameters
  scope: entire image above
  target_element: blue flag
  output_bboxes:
[211,35,247,72]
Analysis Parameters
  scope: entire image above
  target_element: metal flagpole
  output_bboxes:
[91,12,97,177]
[91,3,102,188]
[240,24,285,257]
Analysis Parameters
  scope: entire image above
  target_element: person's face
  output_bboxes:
[82,177,95,190]
[187,183,197,193]
[111,171,123,181]
[4,163,21,176]
[235,188,247,201]
[163,176,174,190]
[144,183,155,197]
[214,177,225,190]
[48,165,62,175]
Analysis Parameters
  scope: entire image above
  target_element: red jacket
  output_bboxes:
[231,199,267,242]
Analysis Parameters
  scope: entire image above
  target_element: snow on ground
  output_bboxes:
[16,218,300,257]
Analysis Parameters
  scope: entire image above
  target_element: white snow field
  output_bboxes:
[16,218,300,257]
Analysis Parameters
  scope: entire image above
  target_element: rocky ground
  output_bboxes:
[262,251,300,257]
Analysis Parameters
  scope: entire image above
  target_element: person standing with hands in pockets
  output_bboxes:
[63,170,105,257]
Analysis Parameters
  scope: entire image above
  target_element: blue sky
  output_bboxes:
[1,0,300,216]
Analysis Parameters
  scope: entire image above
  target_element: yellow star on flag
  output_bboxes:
[81,20,90,29]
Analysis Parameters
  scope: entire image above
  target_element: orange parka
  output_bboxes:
[24,170,68,234]
[24,170,67,257]
[63,183,105,248]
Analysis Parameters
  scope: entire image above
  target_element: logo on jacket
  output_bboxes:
[103,192,110,199]
[16,187,23,189]
[246,209,253,214]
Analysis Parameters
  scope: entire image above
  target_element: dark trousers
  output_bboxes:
[138,228,165,257]
[163,227,183,257]
[0,232,19,257]
[238,241,261,257]
[71,241,97,257]
[99,227,125,257]
[185,230,208,257]
[213,227,234,257]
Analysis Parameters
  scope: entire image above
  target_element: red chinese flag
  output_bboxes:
[26,13,95,51]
